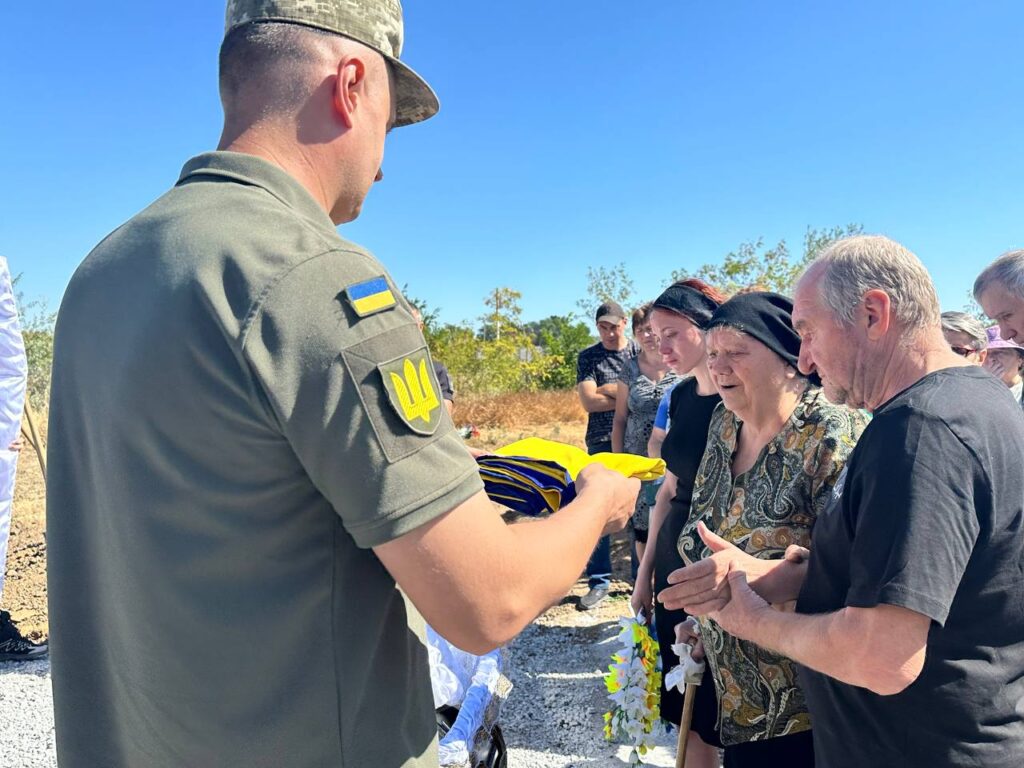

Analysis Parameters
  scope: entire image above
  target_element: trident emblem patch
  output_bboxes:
[379,349,442,435]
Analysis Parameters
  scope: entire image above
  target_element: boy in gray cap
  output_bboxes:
[46,3,638,766]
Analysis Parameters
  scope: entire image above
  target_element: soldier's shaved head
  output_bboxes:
[219,22,387,131]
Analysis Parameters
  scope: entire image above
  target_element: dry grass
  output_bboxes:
[457,389,586,428]
[4,407,48,639]
[457,390,589,453]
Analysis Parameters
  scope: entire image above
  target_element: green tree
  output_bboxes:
[429,288,555,395]
[480,287,524,341]
[672,224,864,296]
[576,263,636,319]
[961,291,988,323]
[524,315,595,390]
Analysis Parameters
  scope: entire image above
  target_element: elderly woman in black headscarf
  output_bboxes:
[660,292,866,767]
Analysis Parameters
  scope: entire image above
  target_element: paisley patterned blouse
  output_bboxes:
[677,385,866,746]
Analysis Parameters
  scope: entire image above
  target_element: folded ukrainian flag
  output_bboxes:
[496,438,665,482]
[477,456,574,516]
[477,438,665,516]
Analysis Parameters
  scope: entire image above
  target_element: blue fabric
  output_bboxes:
[346,276,389,300]
[653,384,676,431]
[476,456,576,517]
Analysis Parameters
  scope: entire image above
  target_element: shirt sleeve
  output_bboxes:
[0,258,27,448]
[242,250,483,549]
[806,407,864,516]
[433,362,455,402]
[653,388,673,431]
[843,408,980,625]
[617,357,636,386]
[576,347,595,384]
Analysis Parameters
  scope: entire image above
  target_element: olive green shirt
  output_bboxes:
[46,152,483,767]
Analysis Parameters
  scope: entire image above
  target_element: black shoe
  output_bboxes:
[579,584,610,610]
[0,610,48,662]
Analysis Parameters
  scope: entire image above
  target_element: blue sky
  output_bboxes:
[2,2,1021,327]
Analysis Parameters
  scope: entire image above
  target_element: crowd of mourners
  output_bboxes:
[36,4,1024,766]
[574,239,1024,767]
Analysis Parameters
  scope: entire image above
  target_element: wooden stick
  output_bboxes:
[21,398,46,481]
[675,682,697,768]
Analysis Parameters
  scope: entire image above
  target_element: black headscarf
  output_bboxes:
[706,292,806,371]
[651,283,720,329]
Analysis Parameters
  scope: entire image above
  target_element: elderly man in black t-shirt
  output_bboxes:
[660,235,1024,768]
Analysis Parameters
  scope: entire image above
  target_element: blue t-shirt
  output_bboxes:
[653,382,678,431]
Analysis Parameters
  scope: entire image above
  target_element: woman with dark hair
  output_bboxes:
[630,279,725,768]
[668,292,866,766]
[611,302,676,568]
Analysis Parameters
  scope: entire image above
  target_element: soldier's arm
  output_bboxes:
[374,466,638,654]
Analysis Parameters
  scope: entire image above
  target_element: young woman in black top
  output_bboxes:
[631,279,724,767]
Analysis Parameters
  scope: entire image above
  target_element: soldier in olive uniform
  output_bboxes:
[46,3,639,767]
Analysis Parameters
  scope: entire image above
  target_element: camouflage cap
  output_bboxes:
[225,0,438,127]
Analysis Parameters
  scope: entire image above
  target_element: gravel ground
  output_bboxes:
[502,582,681,768]
[0,581,686,768]
[0,658,56,768]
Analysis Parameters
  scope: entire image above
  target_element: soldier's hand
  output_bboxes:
[575,464,639,536]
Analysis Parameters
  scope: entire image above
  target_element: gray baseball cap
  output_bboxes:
[225,0,439,127]
[595,301,626,324]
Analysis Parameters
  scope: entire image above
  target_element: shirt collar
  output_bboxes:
[1011,379,1023,404]
[721,382,818,452]
[176,151,338,234]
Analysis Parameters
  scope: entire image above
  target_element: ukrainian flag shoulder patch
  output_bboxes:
[345,276,397,317]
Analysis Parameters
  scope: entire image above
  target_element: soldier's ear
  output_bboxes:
[333,55,368,130]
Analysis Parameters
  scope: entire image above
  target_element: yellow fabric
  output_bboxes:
[350,288,396,315]
[495,438,665,481]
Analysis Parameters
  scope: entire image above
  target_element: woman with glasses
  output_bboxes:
[941,311,988,364]
[612,302,677,568]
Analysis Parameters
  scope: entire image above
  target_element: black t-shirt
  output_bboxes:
[576,340,639,448]
[654,377,722,607]
[658,377,723,547]
[796,367,1024,768]
[653,376,722,736]
[433,361,454,402]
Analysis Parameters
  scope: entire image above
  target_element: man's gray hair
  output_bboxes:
[940,311,987,351]
[807,235,940,332]
[973,249,1024,301]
